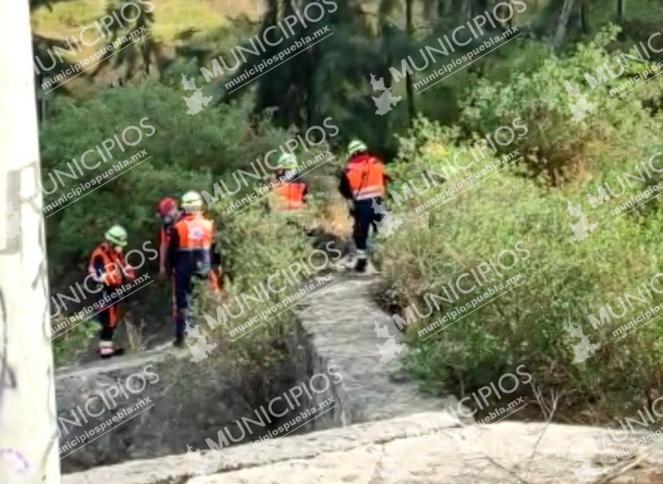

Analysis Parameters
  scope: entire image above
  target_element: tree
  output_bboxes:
[32,33,76,123]
[405,0,416,123]
[0,1,60,483]
[423,0,439,25]
[554,0,578,48]
[92,0,159,83]
[616,0,625,22]
[238,0,316,129]
[234,0,399,140]
[454,0,472,20]
[580,0,590,34]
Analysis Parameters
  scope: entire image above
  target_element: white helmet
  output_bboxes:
[181,191,204,213]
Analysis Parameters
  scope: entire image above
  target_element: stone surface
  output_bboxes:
[60,276,663,483]
[57,275,463,475]
[287,275,460,430]
[55,345,260,473]
[63,411,663,484]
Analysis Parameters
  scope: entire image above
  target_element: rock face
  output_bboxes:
[62,411,663,484]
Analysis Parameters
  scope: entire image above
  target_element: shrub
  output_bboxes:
[459,26,663,185]
[380,117,663,421]
[191,198,328,399]
[41,83,296,363]
[40,83,291,277]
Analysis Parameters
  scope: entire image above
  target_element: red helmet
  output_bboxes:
[157,197,178,217]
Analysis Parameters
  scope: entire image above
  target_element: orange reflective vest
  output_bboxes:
[272,181,307,212]
[171,213,215,277]
[345,154,386,200]
[88,243,135,287]
[172,214,214,252]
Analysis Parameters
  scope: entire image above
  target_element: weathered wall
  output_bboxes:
[286,276,461,427]
[62,411,663,484]
[56,275,462,473]
[55,347,292,473]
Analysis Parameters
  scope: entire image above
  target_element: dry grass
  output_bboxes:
[31,0,260,44]
[318,193,353,240]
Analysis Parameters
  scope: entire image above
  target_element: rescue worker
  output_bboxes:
[168,191,220,346]
[269,152,309,212]
[156,197,181,331]
[339,140,388,273]
[156,197,181,277]
[88,225,136,358]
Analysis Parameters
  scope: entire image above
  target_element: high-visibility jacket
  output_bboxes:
[272,181,307,212]
[344,154,386,200]
[169,213,215,275]
[88,243,135,287]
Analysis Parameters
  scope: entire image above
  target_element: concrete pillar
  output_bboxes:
[0,0,61,482]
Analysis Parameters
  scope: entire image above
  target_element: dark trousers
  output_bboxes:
[174,270,207,339]
[96,288,120,342]
[352,198,383,251]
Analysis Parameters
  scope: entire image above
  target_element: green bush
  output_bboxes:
[40,83,290,278]
[459,26,663,185]
[191,198,326,396]
[52,319,98,367]
[41,83,298,363]
[381,116,663,421]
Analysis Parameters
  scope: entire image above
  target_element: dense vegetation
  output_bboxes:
[380,28,663,420]
[36,0,663,422]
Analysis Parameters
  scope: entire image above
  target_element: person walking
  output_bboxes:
[168,191,220,346]
[339,140,388,272]
[88,225,135,358]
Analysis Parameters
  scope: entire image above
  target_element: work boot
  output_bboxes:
[354,249,368,273]
[98,341,124,359]
[354,257,368,273]
[102,348,125,359]
[173,335,185,348]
